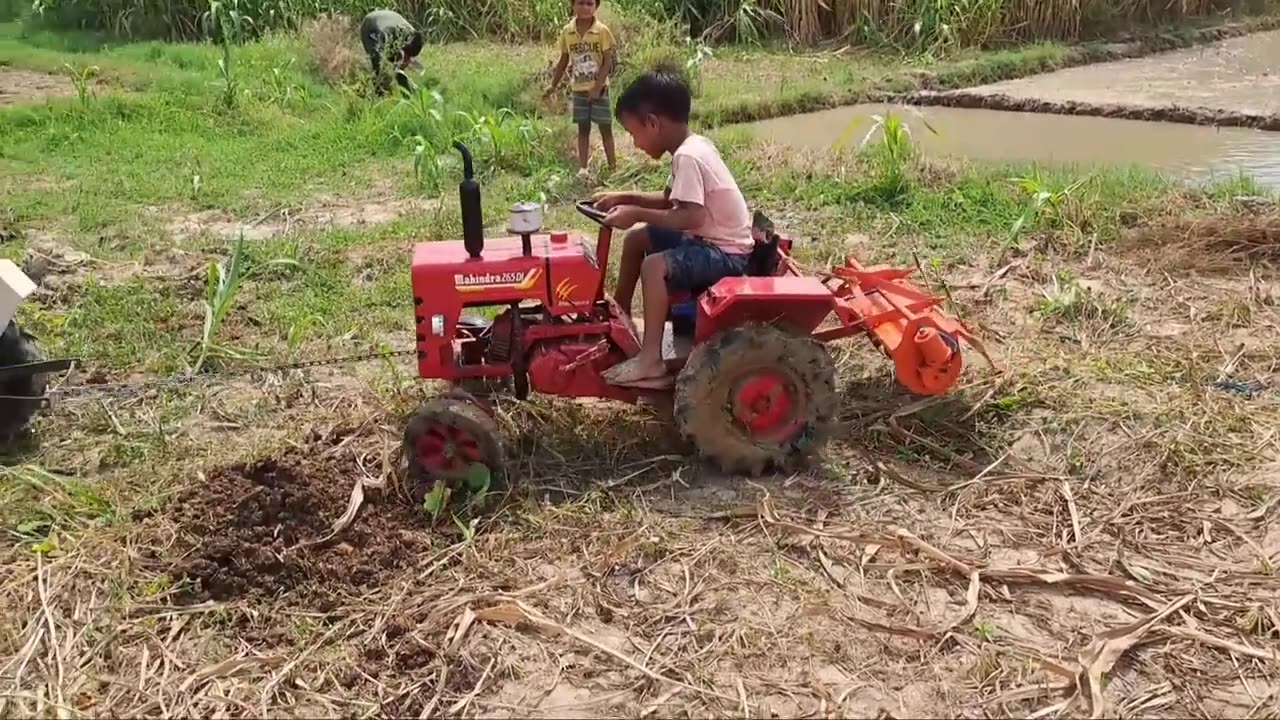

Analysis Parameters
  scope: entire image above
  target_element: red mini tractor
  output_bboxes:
[405,143,990,494]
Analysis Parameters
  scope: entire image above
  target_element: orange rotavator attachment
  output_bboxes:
[813,257,994,396]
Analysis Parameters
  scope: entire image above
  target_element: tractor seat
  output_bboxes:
[667,229,785,338]
[669,232,783,306]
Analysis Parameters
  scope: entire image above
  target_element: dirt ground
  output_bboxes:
[0,67,73,107]
[164,196,442,242]
[5,24,1280,710]
[6,200,1277,717]
[166,434,433,608]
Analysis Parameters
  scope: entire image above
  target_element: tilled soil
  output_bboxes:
[170,439,432,606]
[0,67,73,107]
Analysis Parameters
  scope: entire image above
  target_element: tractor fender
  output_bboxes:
[694,276,834,345]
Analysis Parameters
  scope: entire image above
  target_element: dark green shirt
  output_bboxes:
[361,9,414,42]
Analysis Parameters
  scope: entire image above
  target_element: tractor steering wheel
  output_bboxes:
[575,200,614,227]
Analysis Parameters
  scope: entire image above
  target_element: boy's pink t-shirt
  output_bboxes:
[666,134,754,255]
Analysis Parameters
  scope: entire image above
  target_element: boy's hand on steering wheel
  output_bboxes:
[603,205,641,229]
[592,191,625,211]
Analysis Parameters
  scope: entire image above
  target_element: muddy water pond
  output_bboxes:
[965,29,1280,116]
[740,104,1280,187]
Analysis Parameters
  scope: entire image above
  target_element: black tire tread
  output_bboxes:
[674,323,837,475]
[402,396,506,506]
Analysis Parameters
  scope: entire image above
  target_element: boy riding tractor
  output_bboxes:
[402,76,987,505]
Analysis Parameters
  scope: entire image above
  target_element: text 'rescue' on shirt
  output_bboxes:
[558,18,615,93]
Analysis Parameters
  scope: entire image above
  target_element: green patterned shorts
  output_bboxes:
[571,90,612,127]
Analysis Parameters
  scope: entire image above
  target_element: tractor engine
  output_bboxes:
[525,337,629,399]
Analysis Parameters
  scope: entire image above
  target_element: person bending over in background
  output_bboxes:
[592,69,754,387]
[360,8,424,96]
[545,0,617,178]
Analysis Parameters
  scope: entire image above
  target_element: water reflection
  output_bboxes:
[740,103,1280,187]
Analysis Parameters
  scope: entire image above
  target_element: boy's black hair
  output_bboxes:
[614,67,691,123]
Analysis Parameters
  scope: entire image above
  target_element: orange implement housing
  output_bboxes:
[810,257,993,396]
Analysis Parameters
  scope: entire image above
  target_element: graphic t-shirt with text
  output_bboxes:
[559,19,615,93]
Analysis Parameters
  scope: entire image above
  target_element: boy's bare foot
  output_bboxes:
[618,375,674,390]
[603,354,667,386]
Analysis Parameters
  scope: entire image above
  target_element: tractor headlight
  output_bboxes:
[431,314,445,337]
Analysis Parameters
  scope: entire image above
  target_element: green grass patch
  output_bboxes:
[1,464,115,549]
[0,16,1269,376]
[22,278,185,371]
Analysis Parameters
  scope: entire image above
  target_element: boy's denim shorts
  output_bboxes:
[648,227,749,293]
[571,90,612,127]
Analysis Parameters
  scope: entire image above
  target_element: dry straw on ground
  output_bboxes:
[303,14,366,86]
[3,157,1280,717]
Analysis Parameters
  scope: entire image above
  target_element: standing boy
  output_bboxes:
[360,9,424,96]
[592,69,754,387]
[545,0,617,177]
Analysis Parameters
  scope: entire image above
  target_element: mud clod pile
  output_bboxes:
[171,450,430,604]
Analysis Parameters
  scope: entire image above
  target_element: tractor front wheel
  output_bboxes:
[674,323,837,475]
[1,321,48,445]
[403,395,506,511]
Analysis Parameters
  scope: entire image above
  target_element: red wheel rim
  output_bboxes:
[415,423,483,474]
[731,371,802,442]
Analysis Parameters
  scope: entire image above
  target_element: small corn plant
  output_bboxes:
[454,108,546,174]
[835,107,936,206]
[421,463,492,523]
[1009,167,1092,240]
[193,233,300,373]
[200,0,255,110]
[62,63,99,109]
[842,107,936,164]
[407,134,444,190]
[265,58,307,106]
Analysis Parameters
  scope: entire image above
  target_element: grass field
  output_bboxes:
[3,9,1280,718]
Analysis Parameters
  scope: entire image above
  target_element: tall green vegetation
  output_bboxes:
[715,0,1262,45]
[24,0,1268,46]
[201,0,254,109]
[25,0,588,41]
[0,0,25,21]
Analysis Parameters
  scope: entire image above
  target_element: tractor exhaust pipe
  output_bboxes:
[455,141,484,259]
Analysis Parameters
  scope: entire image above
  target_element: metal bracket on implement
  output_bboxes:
[0,357,79,382]
[814,256,997,395]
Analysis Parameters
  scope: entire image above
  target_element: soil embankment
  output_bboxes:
[704,15,1280,126]
[899,90,1280,131]
[901,28,1280,131]
[741,23,1280,183]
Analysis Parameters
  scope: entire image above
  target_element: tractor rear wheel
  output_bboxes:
[403,395,506,511]
[1,321,48,444]
[674,323,837,475]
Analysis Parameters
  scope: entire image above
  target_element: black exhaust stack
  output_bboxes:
[455,142,484,259]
